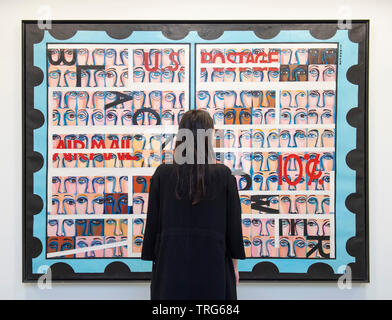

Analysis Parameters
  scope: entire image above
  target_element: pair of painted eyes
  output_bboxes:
[253,175,278,183]
[105,219,128,225]
[53,177,77,184]
[281,67,307,73]
[224,132,251,140]
[242,219,274,227]
[306,220,330,228]
[76,197,105,205]
[62,92,89,101]
[75,220,103,226]
[253,109,275,117]
[240,69,262,77]
[281,112,307,121]
[242,91,275,98]
[280,176,305,184]
[87,92,118,100]
[134,237,143,247]
[280,131,306,140]
[309,68,335,74]
[280,239,306,249]
[307,130,334,139]
[106,111,132,120]
[48,70,76,80]
[77,240,103,248]
[281,91,306,98]
[84,48,128,58]
[77,111,104,121]
[306,242,331,251]
[198,91,210,100]
[281,196,307,204]
[308,111,333,120]
[81,69,121,78]
[280,220,308,228]
[78,177,105,185]
[308,197,330,205]
[105,49,128,58]
[49,49,74,55]
[214,91,236,99]
[133,197,145,205]
[49,71,76,80]
[105,197,127,204]
[106,135,133,142]
[49,220,74,226]
[224,111,251,121]
[48,242,73,250]
[252,238,275,247]
[53,198,75,206]
[212,70,236,76]
[150,69,175,78]
[253,154,278,161]
[308,90,335,98]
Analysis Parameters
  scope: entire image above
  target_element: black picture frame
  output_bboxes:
[23,20,369,282]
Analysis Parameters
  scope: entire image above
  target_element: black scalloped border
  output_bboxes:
[22,20,369,282]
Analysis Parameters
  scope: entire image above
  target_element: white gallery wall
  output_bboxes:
[0,0,390,299]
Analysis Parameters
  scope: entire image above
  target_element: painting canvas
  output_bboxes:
[23,21,369,281]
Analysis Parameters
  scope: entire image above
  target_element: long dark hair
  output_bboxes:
[173,110,215,205]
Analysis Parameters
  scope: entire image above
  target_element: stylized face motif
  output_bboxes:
[104,176,128,193]
[223,108,252,125]
[306,219,331,236]
[104,219,128,236]
[280,90,307,109]
[75,194,105,215]
[48,65,77,87]
[309,48,337,64]
[132,193,148,214]
[47,219,76,237]
[75,236,104,258]
[308,65,336,82]
[104,236,128,257]
[52,194,76,215]
[76,176,105,194]
[47,236,75,258]
[279,129,307,148]
[104,193,129,214]
[52,176,77,194]
[307,195,331,214]
[280,236,307,258]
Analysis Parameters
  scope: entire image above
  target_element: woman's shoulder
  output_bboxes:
[152,163,173,176]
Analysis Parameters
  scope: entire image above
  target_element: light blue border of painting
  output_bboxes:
[32,29,357,275]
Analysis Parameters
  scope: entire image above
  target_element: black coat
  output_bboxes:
[141,163,245,300]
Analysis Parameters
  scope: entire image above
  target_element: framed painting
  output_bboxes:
[23,20,369,281]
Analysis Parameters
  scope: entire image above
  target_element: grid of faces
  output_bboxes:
[213,129,335,148]
[196,89,335,126]
[47,217,145,258]
[199,47,337,82]
[48,175,146,258]
[197,44,337,259]
[52,90,185,126]
[47,174,155,258]
[241,216,331,258]
[47,44,188,259]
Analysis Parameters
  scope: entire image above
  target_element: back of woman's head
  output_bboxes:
[173,110,215,205]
